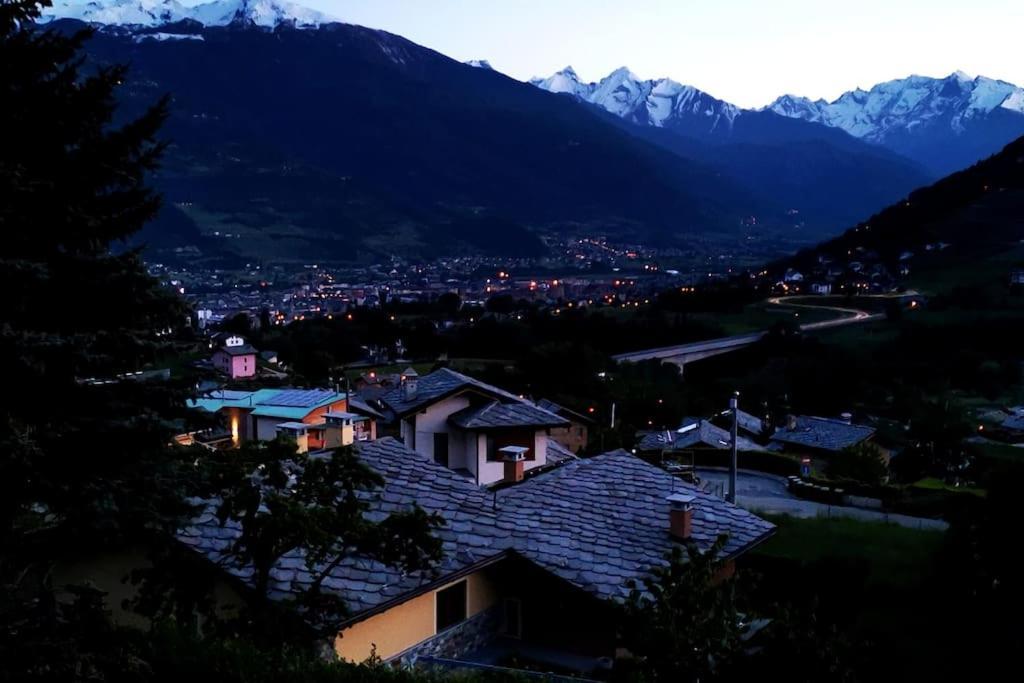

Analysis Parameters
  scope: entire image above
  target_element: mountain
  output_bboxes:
[781,134,1024,274]
[532,66,932,233]
[40,0,336,28]
[532,66,740,137]
[51,17,784,263]
[768,73,1024,176]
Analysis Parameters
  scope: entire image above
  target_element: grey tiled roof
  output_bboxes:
[771,416,875,452]
[545,437,579,465]
[636,419,763,452]
[1002,414,1024,432]
[380,368,521,417]
[178,438,512,617]
[178,438,773,623]
[498,451,775,601]
[217,344,259,356]
[537,399,596,425]
[448,400,568,430]
[347,395,386,420]
[735,409,764,436]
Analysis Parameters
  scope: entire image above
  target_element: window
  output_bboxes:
[435,580,467,632]
[502,597,522,638]
[433,432,449,468]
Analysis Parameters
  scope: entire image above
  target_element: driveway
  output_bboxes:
[697,468,948,531]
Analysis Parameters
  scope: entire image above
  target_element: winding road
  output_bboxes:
[612,295,885,365]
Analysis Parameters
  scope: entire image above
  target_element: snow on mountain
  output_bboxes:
[464,59,493,70]
[42,0,190,26]
[531,66,739,131]
[530,66,594,99]
[40,0,338,28]
[189,0,334,28]
[767,72,1024,141]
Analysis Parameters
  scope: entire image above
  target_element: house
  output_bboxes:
[809,282,832,296]
[175,438,775,667]
[770,415,875,456]
[378,368,570,485]
[536,398,596,454]
[189,387,380,449]
[635,417,764,457]
[211,335,258,379]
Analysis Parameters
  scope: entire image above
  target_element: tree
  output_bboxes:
[907,399,972,482]
[221,311,253,336]
[618,536,746,682]
[1,0,200,676]
[828,442,889,485]
[202,439,444,641]
[436,291,462,317]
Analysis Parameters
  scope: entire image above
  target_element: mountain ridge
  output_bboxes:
[533,66,1024,177]
[40,0,336,28]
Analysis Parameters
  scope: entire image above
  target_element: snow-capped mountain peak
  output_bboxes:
[531,66,739,132]
[768,71,1024,141]
[40,0,338,28]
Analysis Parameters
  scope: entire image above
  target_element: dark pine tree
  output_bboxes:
[0,1,200,677]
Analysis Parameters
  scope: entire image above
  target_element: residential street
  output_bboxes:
[697,468,949,531]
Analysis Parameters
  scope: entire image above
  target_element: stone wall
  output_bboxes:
[394,605,501,664]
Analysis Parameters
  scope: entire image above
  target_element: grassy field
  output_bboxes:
[690,300,843,335]
[748,514,950,679]
[910,243,1024,295]
[753,514,944,587]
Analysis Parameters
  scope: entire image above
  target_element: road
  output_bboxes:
[613,295,883,364]
[764,295,883,330]
[698,468,948,531]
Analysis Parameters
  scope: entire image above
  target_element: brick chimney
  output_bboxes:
[499,445,529,484]
[401,367,419,401]
[666,492,696,541]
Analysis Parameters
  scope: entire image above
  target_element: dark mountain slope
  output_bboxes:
[62,19,775,262]
[586,103,932,235]
[780,135,1024,272]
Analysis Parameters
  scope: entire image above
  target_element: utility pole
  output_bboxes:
[728,391,739,503]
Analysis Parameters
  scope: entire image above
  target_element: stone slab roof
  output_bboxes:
[636,419,763,452]
[217,344,259,357]
[178,438,773,624]
[178,438,511,617]
[545,437,579,465]
[498,451,776,601]
[380,368,521,417]
[448,400,568,430]
[771,416,875,452]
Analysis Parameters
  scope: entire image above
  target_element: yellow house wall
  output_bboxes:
[334,568,499,663]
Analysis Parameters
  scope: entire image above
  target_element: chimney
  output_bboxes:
[401,367,419,401]
[839,412,853,424]
[499,446,529,484]
[666,492,696,541]
[786,414,798,430]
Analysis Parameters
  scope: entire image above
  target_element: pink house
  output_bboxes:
[211,335,258,379]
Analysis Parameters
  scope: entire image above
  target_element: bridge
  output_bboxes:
[612,298,884,374]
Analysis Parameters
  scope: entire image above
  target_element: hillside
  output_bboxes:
[55,19,784,264]
[780,135,1024,274]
